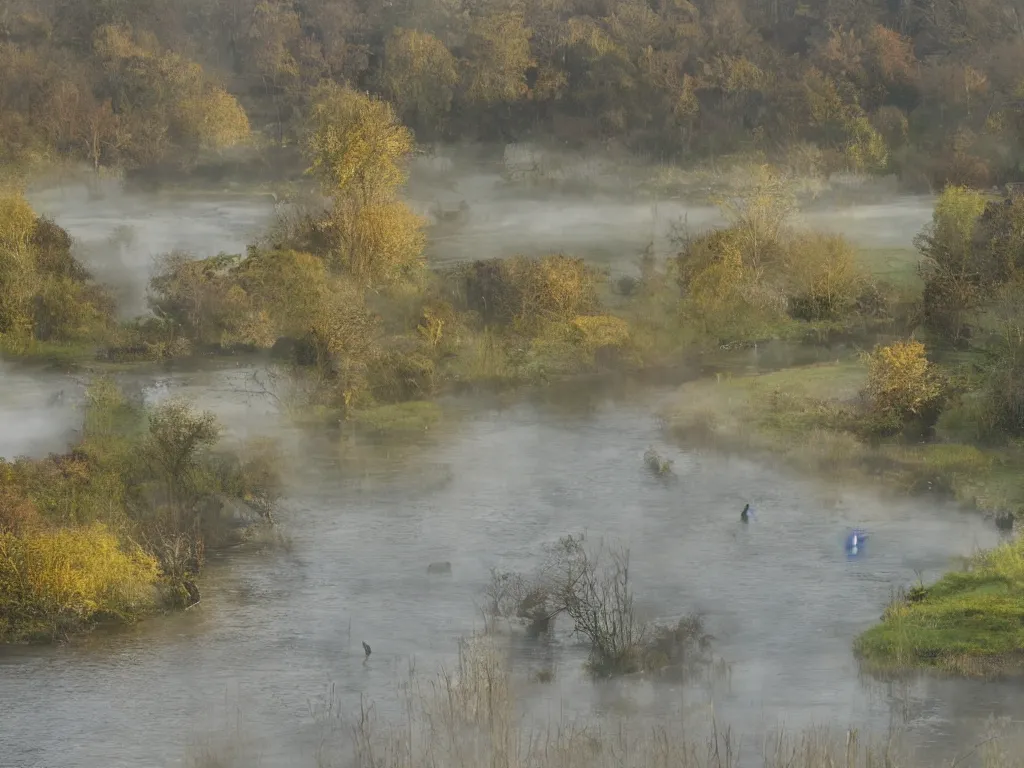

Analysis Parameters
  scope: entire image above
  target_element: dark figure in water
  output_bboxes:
[740,503,750,523]
[362,641,372,659]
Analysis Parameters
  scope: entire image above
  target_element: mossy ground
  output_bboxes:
[855,247,923,292]
[855,536,1024,677]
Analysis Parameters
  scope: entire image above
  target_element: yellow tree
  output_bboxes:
[863,340,942,433]
[90,24,251,166]
[302,82,426,284]
[715,164,796,278]
[463,11,534,106]
[382,28,459,135]
[175,84,252,152]
[304,81,415,205]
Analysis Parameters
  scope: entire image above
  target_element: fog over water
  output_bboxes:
[5,159,1015,768]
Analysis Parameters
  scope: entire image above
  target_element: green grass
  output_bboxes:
[856,247,923,291]
[855,537,1024,676]
[347,401,443,434]
[663,361,1024,516]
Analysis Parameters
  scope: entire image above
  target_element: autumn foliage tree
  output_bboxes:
[862,340,943,435]
[302,81,426,285]
[0,188,114,350]
[382,28,459,138]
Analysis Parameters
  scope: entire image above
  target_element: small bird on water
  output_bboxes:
[362,641,372,660]
[740,503,753,523]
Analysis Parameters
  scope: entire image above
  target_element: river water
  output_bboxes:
[2,358,1023,768]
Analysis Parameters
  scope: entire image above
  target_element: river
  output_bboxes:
[1,357,1023,767]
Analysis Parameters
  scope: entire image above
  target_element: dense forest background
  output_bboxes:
[3,0,1024,186]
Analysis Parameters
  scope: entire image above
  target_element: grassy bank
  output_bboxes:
[855,535,1024,677]
[0,378,281,644]
[663,359,1021,517]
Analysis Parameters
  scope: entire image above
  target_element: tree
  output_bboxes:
[916,185,988,344]
[303,81,414,204]
[714,164,796,277]
[462,11,533,106]
[863,340,943,435]
[145,398,221,515]
[784,232,862,321]
[381,28,458,137]
[302,82,426,284]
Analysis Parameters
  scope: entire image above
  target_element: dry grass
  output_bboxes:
[186,635,1024,768]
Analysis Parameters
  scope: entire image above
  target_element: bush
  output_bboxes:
[0,190,114,349]
[862,340,943,435]
[460,255,599,332]
[0,378,284,643]
[483,534,715,679]
[0,523,160,642]
[784,232,862,321]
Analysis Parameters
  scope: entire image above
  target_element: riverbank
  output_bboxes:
[662,356,1024,676]
[662,359,1020,519]
[854,534,1024,678]
[0,363,1008,765]
[0,377,281,644]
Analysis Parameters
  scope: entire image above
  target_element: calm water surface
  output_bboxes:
[1,362,1022,767]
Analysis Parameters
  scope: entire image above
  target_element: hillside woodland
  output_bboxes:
[2,0,1024,186]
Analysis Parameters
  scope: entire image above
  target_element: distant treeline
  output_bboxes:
[3,0,1024,185]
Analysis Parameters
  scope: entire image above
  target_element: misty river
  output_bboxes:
[1,359,1022,767]
[4,175,1021,767]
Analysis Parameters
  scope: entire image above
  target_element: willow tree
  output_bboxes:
[302,81,426,285]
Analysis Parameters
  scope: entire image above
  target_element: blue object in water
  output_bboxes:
[844,529,869,555]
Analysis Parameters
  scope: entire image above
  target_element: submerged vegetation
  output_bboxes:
[188,634,1024,768]
[484,534,712,678]
[0,378,280,642]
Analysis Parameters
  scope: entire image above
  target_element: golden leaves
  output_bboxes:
[863,340,942,424]
[304,81,415,202]
[383,28,459,128]
[464,12,534,105]
[0,523,160,640]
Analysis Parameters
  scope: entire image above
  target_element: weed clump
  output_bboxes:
[484,533,714,678]
[643,447,674,478]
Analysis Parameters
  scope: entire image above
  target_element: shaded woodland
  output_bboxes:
[2,0,1024,185]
